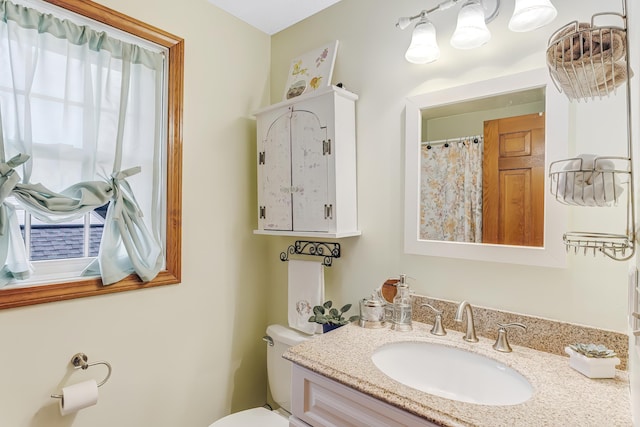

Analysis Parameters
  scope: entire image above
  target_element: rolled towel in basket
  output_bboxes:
[547,22,632,99]
[547,22,626,64]
[556,154,624,206]
[552,61,630,100]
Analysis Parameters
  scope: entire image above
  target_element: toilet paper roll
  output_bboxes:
[59,379,99,416]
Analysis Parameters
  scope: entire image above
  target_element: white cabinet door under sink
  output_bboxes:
[291,364,441,427]
[255,86,359,238]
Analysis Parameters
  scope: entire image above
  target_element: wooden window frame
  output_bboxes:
[0,0,183,310]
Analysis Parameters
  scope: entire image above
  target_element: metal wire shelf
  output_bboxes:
[548,156,630,207]
[563,232,633,260]
[546,0,635,261]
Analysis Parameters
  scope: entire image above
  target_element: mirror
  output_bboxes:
[404,69,569,267]
[420,87,545,246]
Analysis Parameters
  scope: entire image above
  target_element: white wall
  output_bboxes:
[0,0,271,426]
[266,0,632,333]
[424,101,544,140]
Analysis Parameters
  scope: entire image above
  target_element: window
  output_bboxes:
[0,0,183,309]
[15,200,108,261]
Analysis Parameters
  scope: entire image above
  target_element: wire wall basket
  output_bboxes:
[548,156,630,207]
[546,13,631,102]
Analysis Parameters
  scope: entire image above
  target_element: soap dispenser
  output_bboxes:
[391,274,412,331]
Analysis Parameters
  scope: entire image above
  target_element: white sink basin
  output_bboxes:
[371,341,533,406]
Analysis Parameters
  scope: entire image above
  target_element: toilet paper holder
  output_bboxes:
[50,352,112,399]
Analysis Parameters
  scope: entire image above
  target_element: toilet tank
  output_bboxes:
[265,324,311,412]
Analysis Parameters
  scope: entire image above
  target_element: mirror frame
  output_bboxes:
[0,0,183,309]
[404,69,568,268]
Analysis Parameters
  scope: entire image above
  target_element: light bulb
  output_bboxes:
[450,0,491,50]
[509,0,558,32]
[405,19,440,64]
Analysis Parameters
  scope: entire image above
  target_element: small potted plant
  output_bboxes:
[308,300,359,333]
[565,343,621,378]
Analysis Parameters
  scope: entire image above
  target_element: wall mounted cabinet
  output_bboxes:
[254,86,360,238]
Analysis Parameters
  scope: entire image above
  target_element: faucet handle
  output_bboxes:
[493,322,527,353]
[420,304,446,336]
[420,303,441,315]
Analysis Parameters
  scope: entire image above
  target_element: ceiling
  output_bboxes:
[207,0,343,35]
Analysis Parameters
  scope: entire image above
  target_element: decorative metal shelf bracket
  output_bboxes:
[280,240,341,267]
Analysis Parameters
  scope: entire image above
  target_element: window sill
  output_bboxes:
[0,257,179,309]
[2,258,97,290]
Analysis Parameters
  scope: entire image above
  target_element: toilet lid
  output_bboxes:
[209,407,288,427]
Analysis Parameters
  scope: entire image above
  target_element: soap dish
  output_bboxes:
[565,346,620,379]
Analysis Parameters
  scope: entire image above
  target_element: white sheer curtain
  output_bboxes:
[420,138,483,242]
[0,0,165,286]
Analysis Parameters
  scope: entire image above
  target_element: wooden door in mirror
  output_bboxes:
[483,113,545,247]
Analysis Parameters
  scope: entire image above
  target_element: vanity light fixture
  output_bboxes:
[396,0,558,63]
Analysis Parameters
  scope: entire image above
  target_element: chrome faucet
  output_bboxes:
[454,300,478,342]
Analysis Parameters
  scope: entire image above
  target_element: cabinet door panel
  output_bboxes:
[263,113,293,230]
[292,365,441,427]
[291,110,328,232]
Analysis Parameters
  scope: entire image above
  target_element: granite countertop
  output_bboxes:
[283,322,632,427]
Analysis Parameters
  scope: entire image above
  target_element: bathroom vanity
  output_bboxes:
[284,322,632,427]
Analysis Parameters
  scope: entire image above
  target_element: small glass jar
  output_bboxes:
[359,295,386,328]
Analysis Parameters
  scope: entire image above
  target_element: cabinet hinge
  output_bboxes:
[322,139,332,155]
[324,204,333,220]
[258,151,265,165]
[259,206,266,219]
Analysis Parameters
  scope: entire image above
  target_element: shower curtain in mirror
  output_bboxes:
[420,138,483,242]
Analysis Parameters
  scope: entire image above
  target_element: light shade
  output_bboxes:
[508,0,558,32]
[405,19,440,64]
[450,0,491,50]
[396,16,412,30]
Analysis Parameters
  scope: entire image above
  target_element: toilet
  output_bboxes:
[209,324,311,426]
